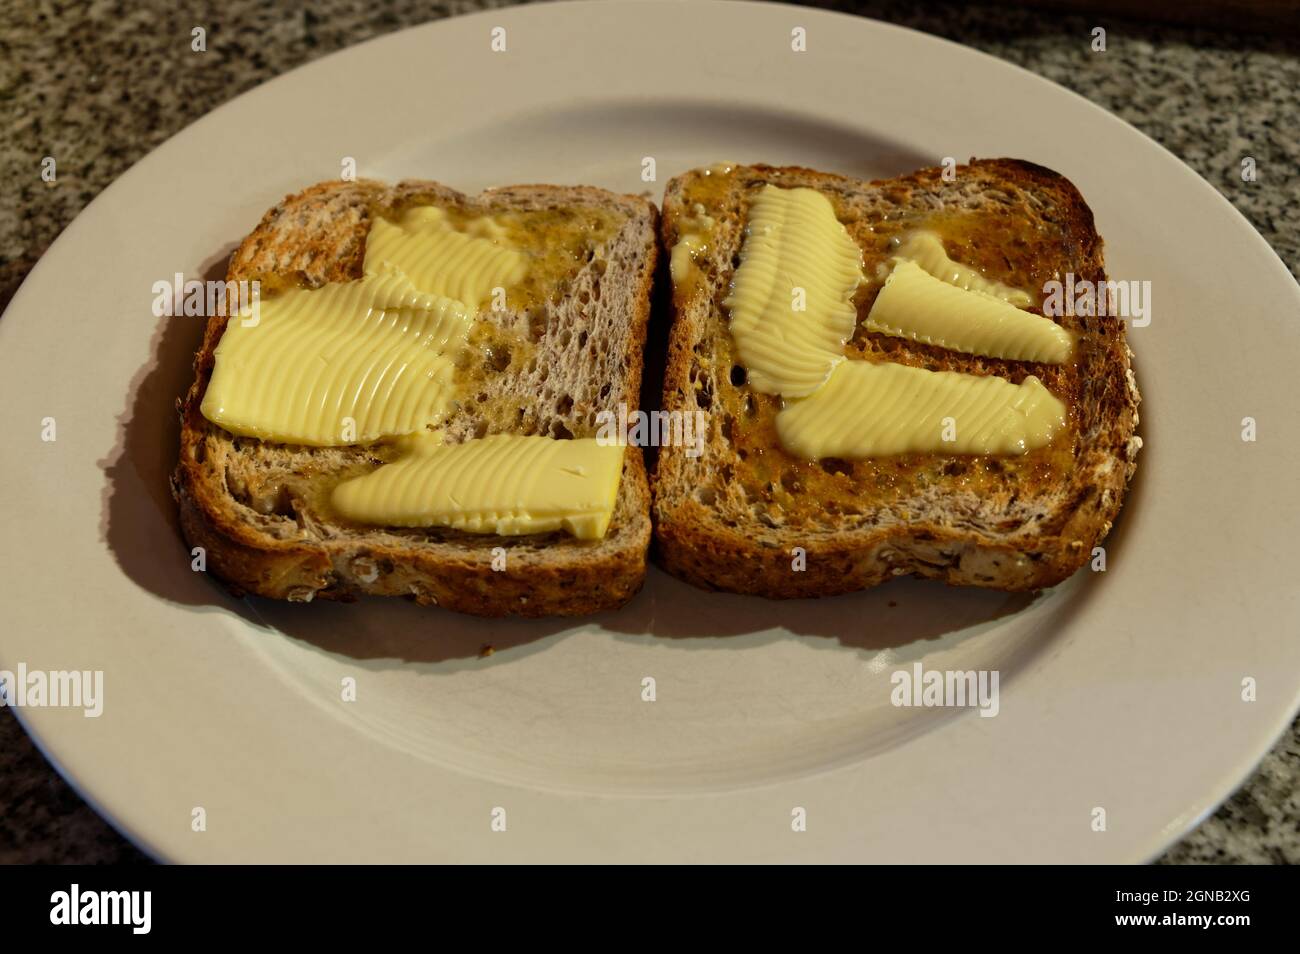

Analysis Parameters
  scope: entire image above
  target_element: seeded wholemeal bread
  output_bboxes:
[653,159,1141,596]
[172,178,658,617]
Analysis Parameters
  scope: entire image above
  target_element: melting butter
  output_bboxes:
[669,234,708,287]
[364,205,528,308]
[723,185,864,397]
[669,203,716,290]
[331,433,625,540]
[201,269,472,446]
[776,360,1066,458]
[865,260,1073,364]
[892,231,1034,307]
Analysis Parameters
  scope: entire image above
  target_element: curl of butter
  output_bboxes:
[776,359,1066,459]
[364,206,527,308]
[865,260,1073,364]
[722,185,863,397]
[331,433,626,540]
[892,231,1034,307]
[201,269,472,446]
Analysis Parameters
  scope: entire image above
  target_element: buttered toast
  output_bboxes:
[653,160,1141,597]
[172,179,657,617]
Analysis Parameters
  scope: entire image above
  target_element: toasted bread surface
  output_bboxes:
[173,179,658,617]
[653,159,1141,596]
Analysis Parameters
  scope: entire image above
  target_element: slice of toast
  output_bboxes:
[653,160,1141,596]
[172,179,658,617]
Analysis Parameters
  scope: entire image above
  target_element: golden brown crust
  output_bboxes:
[652,159,1141,597]
[172,179,657,617]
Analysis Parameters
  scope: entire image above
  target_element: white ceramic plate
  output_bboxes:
[3,0,1299,863]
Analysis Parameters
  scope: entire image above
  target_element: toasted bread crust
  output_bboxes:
[652,159,1141,596]
[172,179,658,617]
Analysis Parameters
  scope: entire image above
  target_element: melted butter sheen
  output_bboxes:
[331,433,625,539]
[364,205,528,307]
[723,185,863,397]
[200,270,472,446]
[776,360,1066,458]
[893,231,1034,307]
[669,203,716,290]
[865,260,1073,364]
[670,234,708,287]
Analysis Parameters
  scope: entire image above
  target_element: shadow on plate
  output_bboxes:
[238,567,1040,667]
[97,247,264,627]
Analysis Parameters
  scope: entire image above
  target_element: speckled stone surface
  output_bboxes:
[1,0,1296,865]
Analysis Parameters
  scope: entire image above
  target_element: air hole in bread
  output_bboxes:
[578,289,591,305]
[591,282,601,302]
[696,375,713,410]
[556,394,574,415]
[599,383,611,400]
[720,415,734,443]
[696,487,716,505]
[551,422,574,440]
[486,346,511,372]
[578,330,588,349]
[528,312,547,341]
[729,365,746,387]
[820,458,852,477]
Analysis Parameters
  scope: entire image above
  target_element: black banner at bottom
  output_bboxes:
[0,863,1287,940]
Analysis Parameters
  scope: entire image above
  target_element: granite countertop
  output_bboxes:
[1,0,1296,864]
